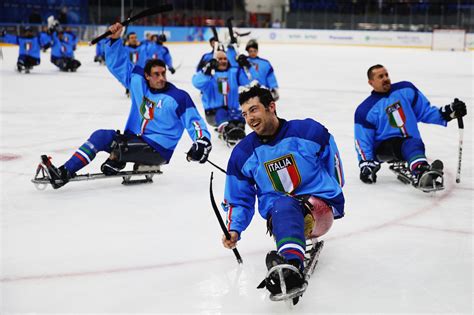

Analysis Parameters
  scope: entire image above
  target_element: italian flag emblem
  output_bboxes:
[130,52,139,64]
[139,97,159,134]
[386,101,408,136]
[217,78,229,95]
[265,154,301,194]
[25,42,32,51]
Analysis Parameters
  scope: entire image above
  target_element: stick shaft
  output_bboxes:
[209,172,243,264]
[456,117,464,183]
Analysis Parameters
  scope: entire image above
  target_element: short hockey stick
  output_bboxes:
[209,172,243,264]
[90,4,173,45]
[456,116,464,183]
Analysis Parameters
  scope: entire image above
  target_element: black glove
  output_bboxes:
[1,29,6,37]
[359,160,381,184]
[203,58,218,75]
[440,98,467,122]
[237,54,250,68]
[186,137,212,163]
[169,67,176,74]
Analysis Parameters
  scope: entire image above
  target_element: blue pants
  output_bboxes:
[63,129,117,174]
[215,107,245,127]
[270,196,306,268]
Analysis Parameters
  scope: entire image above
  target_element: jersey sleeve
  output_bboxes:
[105,38,134,89]
[410,84,447,126]
[226,45,238,68]
[223,149,257,236]
[354,107,376,161]
[192,71,212,90]
[162,46,173,68]
[176,91,211,141]
[265,64,279,89]
[320,134,345,187]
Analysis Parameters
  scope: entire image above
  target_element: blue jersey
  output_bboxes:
[39,31,52,50]
[146,43,173,69]
[354,81,447,161]
[246,56,278,89]
[223,119,345,235]
[105,38,211,162]
[1,34,41,59]
[51,32,75,58]
[63,31,78,50]
[124,43,148,67]
[192,66,255,111]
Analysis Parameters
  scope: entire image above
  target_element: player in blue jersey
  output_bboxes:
[147,34,175,74]
[221,84,345,294]
[238,39,280,100]
[124,32,148,67]
[1,27,42,73]
[354,64,466,188]
[50,28,81,72]
[40,23,212,189]
[192,50,257,144]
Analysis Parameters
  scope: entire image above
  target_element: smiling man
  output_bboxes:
[221,84,345,297]
[354,64,466,188]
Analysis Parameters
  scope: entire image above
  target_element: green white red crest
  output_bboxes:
[264,154,301,194]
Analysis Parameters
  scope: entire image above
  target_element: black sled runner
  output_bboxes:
[32,155,162,190]
[258,238,324,305]
[389,159,444,193]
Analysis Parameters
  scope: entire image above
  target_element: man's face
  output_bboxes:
[369,67,391,93]
[216,51,228,70]
[241,96,277,136]
[128,34,138,46]
[247,47,258,58]
[145,65,167,90]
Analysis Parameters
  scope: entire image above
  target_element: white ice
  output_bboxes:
[0,42,472,314]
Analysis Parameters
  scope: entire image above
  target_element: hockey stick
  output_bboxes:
[90,4,173,45]
[227,17,252,80]
[456,116,464,183]
[207,159,227,174]
[209,172,243,264]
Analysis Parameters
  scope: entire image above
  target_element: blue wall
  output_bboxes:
[127,26,215,43]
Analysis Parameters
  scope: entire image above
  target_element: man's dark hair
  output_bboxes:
[209,36,216,44]
[367,64,384,80]
[144,59,167,75]
[239,84,274,108]
[126,32,136,39]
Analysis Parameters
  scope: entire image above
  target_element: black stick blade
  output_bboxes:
[90,4,173,45]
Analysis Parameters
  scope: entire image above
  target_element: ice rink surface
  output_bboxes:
[0,42,472,314]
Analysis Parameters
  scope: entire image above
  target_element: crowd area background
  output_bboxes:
[1,0,473,43]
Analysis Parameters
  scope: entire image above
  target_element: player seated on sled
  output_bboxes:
[39,22,211,189]
[221,84,345,302]
[354,64,467,189]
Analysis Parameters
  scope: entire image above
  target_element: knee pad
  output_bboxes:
[112,136,166,166]
[205,109,217,127]
[375,137,405,162]
[305,197,334,238]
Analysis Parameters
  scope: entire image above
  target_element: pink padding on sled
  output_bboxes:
[308,196,334,238]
